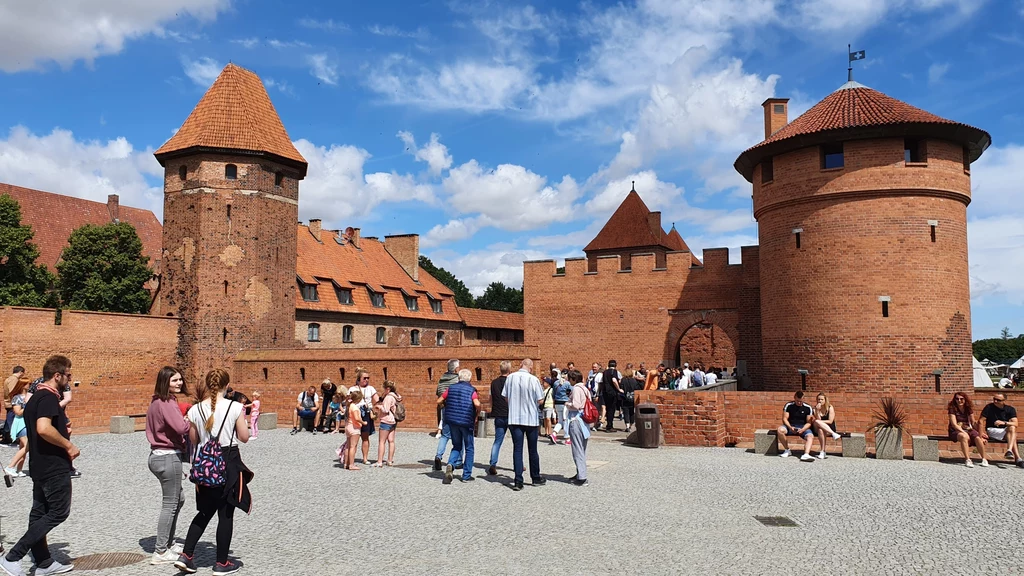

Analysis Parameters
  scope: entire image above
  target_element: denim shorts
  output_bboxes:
[786,426,813,438]
[380,422,396,432]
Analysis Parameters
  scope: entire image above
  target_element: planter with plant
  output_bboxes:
[869,397,910,460]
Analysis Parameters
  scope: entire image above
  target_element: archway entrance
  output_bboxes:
[675,322,737,370]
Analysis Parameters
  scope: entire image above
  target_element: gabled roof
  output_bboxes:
[295,225,461,322]
[735,82,991,181]
[666,226,702,266]
[459,308,524,331]
[155,63,307,175]
[585,190,669,252]
[0,183,162,272]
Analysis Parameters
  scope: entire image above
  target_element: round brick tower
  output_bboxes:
[154,63,307,386]
[734,81,990,394]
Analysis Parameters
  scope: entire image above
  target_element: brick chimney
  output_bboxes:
[762,98,789,139]
[309,219,322,242]
[107,194,120,223]
[384,234,420,281]
[350,227,361,249]
[647,211,662,241]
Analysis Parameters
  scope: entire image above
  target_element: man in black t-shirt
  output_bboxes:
[776,391,816,462]
[487,361,512,476]
[979,393,1022,467]
[601,360,622,432]
[1,355,80,576]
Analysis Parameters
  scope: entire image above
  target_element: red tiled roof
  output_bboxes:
[295,225,460,322]
[0,183,162,272]
[666,227,702,266]
[585,190,673,252]
[735,82,991,181]
[155,63,307,173]
[458,308,524,331]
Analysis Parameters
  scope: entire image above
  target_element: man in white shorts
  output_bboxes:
[979,393,1022,467]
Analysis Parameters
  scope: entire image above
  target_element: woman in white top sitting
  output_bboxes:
[811,392,842,459]
[174,369,251,575]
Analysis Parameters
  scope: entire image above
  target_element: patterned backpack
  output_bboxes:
[189,401,235,487]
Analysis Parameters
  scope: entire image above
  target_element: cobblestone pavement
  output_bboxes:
[1,429,1022,575]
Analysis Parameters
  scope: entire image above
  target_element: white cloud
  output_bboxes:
[928,62,950,85]
[790,0,981,36]
[367,24,429,40]
[426,244,549,295]
[263,77,295,96]
[267,39,311,50]
[231,37,258,49]
[397,131,452,176]
[181,56,223,87]
[297,17,349,32]
[306,53,338,85]
[968,144,1024,304]
[0,126,163,216]
[0,0,229,72]
[421,217,485,248]
[367,57,533,113]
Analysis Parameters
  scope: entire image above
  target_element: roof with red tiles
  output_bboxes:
[155,63,307,174]
[666,226,702,266]
[295,225,462,322]
[458,307,524,331]
[735,82,991,181]
[583,189,697,260]
[0,183,162,272]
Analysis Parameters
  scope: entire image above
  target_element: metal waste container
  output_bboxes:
[476,411,488,438]
[636,403,660,449]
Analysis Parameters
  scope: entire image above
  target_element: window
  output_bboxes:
[904,138,926,163]
[437,331,445,346]
[773,103,785,114]
[430,298,443,314]
[300,283,318,302]
[342,325,354,343]
[274,172,284,187]
[307,323,320,342]
[761,157,774,183]
[820,143,844,169]
[336,288,353,305]
[929,220,938,243]
[793,228,803,249]
[475,368,482,381]
[262,367,268,380]
[963,146,971,172]
[405,295,419,311]
[410,329,420,346]
[178,165,187,181]
[368,288,385,308]
[879,296,891,318]
[225,164,237,180]
[376,327,387,344]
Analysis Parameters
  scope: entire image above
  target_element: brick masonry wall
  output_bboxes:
[0,307,178,430]
[233,345,538,429]
[295,311,463,348]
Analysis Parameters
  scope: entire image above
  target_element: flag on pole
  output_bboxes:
[849,50,866,62]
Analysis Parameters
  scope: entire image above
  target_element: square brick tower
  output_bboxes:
[154,63,307,387]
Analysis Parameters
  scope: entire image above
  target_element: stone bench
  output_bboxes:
[110,413,146,434]
[913,434,1023,462]
[754,429,865,458]
[258,412,277,430]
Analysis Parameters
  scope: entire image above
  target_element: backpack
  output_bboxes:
[390,393,406,423]
[582,395,599,424]
[189,401,235,487]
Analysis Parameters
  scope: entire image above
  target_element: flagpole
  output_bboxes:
[848,43,853,82]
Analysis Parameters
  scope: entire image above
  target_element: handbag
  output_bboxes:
[582,396,599,424]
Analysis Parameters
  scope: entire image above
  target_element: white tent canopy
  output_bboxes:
[974,356,994,388]
[1011,355,1024,370]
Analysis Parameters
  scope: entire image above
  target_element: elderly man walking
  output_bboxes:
[438,369,481,484]
[503,358,545,491]
[433,359,461,471]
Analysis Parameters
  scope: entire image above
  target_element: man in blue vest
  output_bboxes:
[437,368,481,484]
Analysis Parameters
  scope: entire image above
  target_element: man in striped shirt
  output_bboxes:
[502,358,545,491]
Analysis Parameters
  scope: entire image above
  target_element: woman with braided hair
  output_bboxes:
[174,369,251,575]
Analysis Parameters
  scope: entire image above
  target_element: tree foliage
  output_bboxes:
[972,334,1024,364]
[418,255,475,308]
[474,281,524,314]
[56,222,153,314]
[0,194,57,307]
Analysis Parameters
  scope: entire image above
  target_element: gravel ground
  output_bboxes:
[1,428,1021,575]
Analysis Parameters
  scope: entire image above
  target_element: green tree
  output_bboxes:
[56,222,152,314]
[474,281,524,313]
[418,255,475,308]
[0,194,57,307]
[1001,326,1013,339]
[973,335,1024,364]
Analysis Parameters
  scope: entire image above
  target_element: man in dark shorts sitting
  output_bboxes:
[776,391,815,461]
[979,393,1022,467]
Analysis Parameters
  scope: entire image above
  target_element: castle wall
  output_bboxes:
[295,310,463,348]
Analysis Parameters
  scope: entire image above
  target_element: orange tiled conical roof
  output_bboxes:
[666,225,701,266]
[584,190,664,252]
[155,63,307,174]
[734,81,990,181]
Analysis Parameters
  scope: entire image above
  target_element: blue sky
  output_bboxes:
[0,0,1021,339]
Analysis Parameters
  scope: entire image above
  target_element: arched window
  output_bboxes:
[225,164,237,180]
[376,327,387,345]
[436,331,445,346]
[342,325,354,343]
[178,165,187,181]
[307,323,320,342]
[410,329,420,346]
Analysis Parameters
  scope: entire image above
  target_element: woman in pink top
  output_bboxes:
[374,381,402,467]
[345,389,365,470]
[145,366,191,565]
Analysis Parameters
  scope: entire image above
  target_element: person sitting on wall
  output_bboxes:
[777,391,816,462]
[291,385,320,434]
[948,392,988,468]
[979,393,1022,467]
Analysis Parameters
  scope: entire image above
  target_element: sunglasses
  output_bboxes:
[956,397,966,402]
[360,377,370,381]
[993,398,1005,402]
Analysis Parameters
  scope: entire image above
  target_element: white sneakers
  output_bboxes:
[799,453,815,462]
[980,459,989,467]
[817,451,827,459]
[779,449,792,458]
[151,550,179,565]
[965,459,974,468]
[831,432,841,440]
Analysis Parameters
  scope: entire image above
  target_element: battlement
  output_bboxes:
[525,246,758,280]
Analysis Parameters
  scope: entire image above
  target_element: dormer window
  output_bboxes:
[300,283,318,302]
[404,295,418,311]
[368,288,385,308]
[430,297,443,314]
[225,164,237,180]
[336,287,353,305]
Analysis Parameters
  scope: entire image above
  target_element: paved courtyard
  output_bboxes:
[1,429,1022,575]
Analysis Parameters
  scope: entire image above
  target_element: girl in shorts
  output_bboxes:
[541,377,557,443]
[326,393,343,433]
[375,381,402,466]
[4,378,30,478]
[345,389,365,470]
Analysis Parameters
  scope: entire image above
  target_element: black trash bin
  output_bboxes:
[636,403,660,448]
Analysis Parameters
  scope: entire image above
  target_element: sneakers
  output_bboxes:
[174,554,197,574]
[511,482,523,491]
[980,459,989,467]
[170,543,184,555]
[213,560,242,574]
[572,478,589,486]
[532,477,547,486]
[151,550,179,565]
[433,457,442,471]
[35,561,73,575]
[831,432,841,440]
[0,556,25,576]
[1017,460,1024,469]
[565,439,571,446]
[289,428,299,435]
[799,453,815,462]
[779,449,792,458]
[549,434,558,445]
[965,459,974,468]
[459,476,475,483]
[1006,450,1015,460]
[69,469,81,479]
[443,464,453,485]
[817,451,827,460]
[487,465,497,476]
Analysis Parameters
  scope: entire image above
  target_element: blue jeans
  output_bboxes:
[489,417,508,467]
[509,425,541,484]
[447,424,475,480]
[436,422,459,466]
